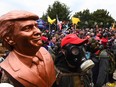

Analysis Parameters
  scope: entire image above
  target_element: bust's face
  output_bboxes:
[12,20,42,54]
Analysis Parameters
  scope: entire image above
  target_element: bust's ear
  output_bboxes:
[4,36,15,45]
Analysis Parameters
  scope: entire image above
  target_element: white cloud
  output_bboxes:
[0,0,116,20]
[75,0,116,19]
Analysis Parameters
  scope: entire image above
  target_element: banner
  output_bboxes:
[37,19,46,29]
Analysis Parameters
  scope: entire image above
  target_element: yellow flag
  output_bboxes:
[47,16,56,24]
[72,17,80,25]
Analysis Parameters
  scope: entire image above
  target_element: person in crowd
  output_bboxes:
[54,34,95,87]
[0,10,56,87]
[85,37,101,86]
[87,36,115,87]
[41,35,49,50]
[41,35,56,61]
[111,39,116,60]
[49,36,57,49]
[48,36,58,58]
[95,41,110,87]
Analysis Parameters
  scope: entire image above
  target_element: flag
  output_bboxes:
[56,15,62,30]
[112,22,115,30]
[72,17,80,25]
[47,16,56,24]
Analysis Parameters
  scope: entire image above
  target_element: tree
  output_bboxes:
[41,1,71,22]
[73,9,115,28]
[92,9,115,28]
[73,9,92,28]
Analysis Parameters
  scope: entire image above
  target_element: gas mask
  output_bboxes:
[63,44,94,72]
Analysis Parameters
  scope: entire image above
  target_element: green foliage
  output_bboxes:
[41,13,47,22]
[41,1,115,29]
[73,9,92,28]
[73,9,115,28]
[92,9,114,26]
[41,1,71,22]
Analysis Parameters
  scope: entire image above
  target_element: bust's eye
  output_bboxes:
[22,25,33,31]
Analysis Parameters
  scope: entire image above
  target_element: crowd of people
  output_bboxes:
[0,10,116,87]
[41,23,116,87]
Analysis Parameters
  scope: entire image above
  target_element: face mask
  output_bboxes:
[63,44,94,72]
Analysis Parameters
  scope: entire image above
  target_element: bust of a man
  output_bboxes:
[0,10,56,87]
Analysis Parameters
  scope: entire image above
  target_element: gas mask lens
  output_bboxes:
[71,47,79,55]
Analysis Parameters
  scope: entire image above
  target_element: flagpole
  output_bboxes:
[47,15,51,32]
[74,24,76,30]
[56,15,58,31]
[49,23,51,32]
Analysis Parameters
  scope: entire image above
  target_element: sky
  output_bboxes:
[0,0,116,20]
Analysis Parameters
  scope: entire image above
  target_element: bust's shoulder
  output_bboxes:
[39,47,50,54]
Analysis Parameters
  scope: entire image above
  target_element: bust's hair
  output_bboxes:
[0,20,15,51]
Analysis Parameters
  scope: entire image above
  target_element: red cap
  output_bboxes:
[41,36,48,42]
[101,37,108,47]
[96,33,101,37]
[61,34,87,47]
[95,36,100,40]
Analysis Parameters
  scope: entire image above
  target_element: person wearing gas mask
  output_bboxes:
[54,34,95,87]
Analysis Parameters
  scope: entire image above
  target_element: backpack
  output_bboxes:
[99,49,116,74]
[107,50,116,74]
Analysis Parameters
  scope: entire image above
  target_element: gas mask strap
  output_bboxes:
[64,56,76,68]
[55,66,85,85]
